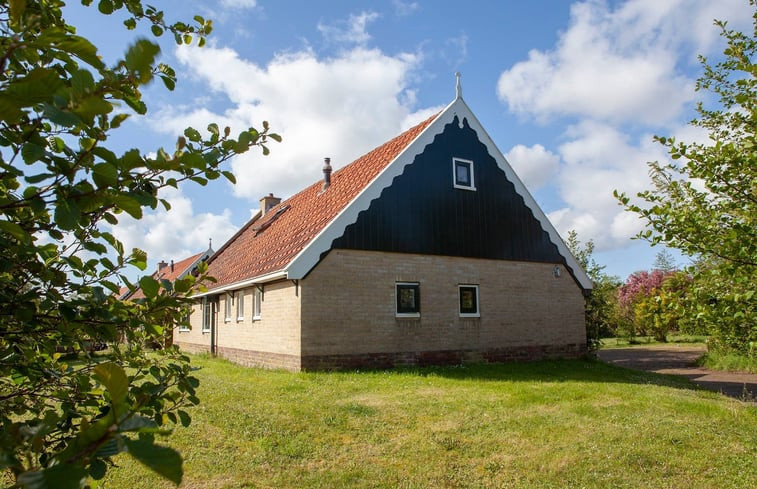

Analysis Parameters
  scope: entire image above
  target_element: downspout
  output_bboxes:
[210,298,217,356]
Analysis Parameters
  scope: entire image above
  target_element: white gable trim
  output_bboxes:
[450,100,593,290]
[285,97,593,290]
[285,99,458,280]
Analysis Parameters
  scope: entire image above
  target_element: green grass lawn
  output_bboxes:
[104,355,756,489]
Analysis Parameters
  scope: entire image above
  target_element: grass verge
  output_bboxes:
[698,350,757,374]
[600,335,707,349]
[104,355,756,489]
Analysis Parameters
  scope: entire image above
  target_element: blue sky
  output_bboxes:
[66,0,751,280]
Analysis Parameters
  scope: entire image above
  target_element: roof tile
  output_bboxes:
[206,113,438,289]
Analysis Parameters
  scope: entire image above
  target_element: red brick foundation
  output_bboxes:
[176,342,586,371]
[174,342,300,371]
[300,343,587,371]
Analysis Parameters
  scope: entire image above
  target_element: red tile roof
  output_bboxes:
[130,251,206,299]
[206,113,438,290]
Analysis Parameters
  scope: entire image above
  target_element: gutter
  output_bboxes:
[191,269,288,298]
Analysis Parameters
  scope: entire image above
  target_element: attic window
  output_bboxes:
[453,158,475,190]
[252,204,290,236]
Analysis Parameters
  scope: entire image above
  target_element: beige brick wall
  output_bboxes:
[174,281,302,370]
[173,300,209,348]
[300,249,586,357]
[215,280,301,358]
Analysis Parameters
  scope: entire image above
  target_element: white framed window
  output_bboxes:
[224,293,232,322]
[453,157,475,191]
[396,282,420,317]
[236,291,244,321]
[252,287,262,320]
[458,284,480,318]
[178,309,191,332]
[202,297,213,333]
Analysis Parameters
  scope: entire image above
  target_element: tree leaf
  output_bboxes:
[93,362,128,405]
[17,464,88,489]
[54,198,81,230]
[139,275,160,298]
[113,195,143,218]
[92,162,118,188]
[0,220,31,244]
[124,39,160,83]
[125,439,183,485]
[21,142,46,164]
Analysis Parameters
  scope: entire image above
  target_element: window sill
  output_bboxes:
[252,316,261,321]
[459,314,480,318]
[201,329,211,334]
[454,184,476,191]
[396,313,420,319]
[236,317,244,322]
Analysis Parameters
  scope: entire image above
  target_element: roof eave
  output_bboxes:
[191,269,288,298]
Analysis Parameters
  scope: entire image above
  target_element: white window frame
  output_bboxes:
[178,308,191,332]
[224,293,232,322]
[453,157,476,191]
[201,297,213,333]
[252,287,262,321]
[236,291,244,321]
[458,284,480,318]
[396,282,421,318]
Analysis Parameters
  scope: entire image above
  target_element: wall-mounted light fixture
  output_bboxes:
[553,266,561,278]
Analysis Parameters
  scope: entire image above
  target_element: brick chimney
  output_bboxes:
[322,157,332,190]
[157,260,168,272]
[259,193,281,216]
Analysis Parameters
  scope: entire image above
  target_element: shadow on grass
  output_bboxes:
[352,359,698,392]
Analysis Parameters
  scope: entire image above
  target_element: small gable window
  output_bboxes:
[396,282,420,317]
[459,285,480,317]
[453,158,475,190]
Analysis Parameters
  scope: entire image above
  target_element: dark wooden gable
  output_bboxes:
[330,116,565,264]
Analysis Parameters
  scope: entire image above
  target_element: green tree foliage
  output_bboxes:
[652,249,677,273]
[616,4,756,355]
[566,231,621,351]
[0,1,279,487]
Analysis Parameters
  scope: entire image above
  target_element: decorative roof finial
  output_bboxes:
[455,72,462,99]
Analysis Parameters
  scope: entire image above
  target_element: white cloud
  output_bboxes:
[317,11,380,46]
[496,0,750,126]
[497,0,752,255]
[392,0,419,17]
[442,33,468,69]
[149,42,429,201]
[547,120,670,249]
[219,0,256,9]
[110,186,238,267]
[504,144,560,190]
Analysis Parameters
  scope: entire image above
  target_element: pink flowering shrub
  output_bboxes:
[617,269,677,338]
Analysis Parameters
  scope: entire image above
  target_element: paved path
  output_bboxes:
[598,346,757,403]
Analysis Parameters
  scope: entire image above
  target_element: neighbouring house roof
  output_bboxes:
[116,285,132,301]
[129,249,212,300]
[201,94,593,293]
